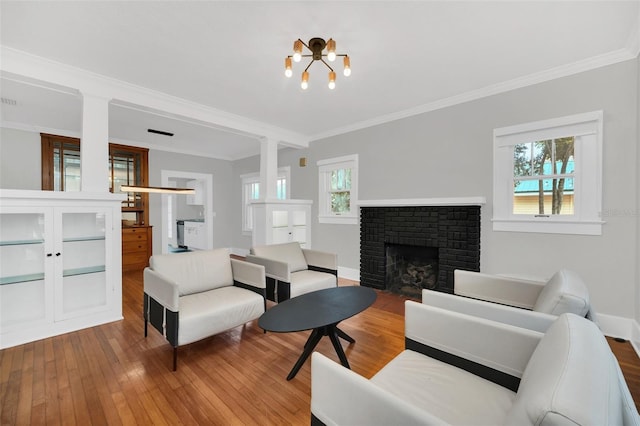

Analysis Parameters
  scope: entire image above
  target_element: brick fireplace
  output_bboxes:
[360,201,482,295]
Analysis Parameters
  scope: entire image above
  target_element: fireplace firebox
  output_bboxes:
[360,206,480,294]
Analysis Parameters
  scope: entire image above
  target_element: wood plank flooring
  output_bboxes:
[1,269,639,425]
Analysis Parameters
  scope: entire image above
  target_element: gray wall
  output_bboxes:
[637,53,640,325]
[0,127,41,190]
[232,59,639,319]
[148,150,234,255]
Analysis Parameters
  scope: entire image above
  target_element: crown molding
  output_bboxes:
[0,46,308,148]
[0,120,81,139]
[309,47,637,142]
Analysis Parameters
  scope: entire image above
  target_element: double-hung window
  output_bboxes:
[493,111,603,235]
[317,154,358,224]
[241,167,290,234]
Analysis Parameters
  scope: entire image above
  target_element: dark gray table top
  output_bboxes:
[258,286,377,333]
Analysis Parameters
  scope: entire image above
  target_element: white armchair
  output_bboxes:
[246,242,337,302]
[143,248,266,371]
[453,268,595,319]
[311,303,639,425]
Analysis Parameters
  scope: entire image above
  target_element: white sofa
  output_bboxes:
[143,248,266,371]
[246,242,337,302]
[311,302,640,425]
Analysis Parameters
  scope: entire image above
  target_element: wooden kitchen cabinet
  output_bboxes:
[122,226,152,272]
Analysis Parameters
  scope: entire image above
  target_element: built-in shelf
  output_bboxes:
[0,239,45,246]
[0,273,46,286]
[62,265,106,277]
[63,236,106,243]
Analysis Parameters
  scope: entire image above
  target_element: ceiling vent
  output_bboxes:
[1,98,17,106]
[147,128,174,137]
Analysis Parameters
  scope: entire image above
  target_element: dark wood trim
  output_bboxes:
[308,265,338,277]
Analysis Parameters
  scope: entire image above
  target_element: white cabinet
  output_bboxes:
[251,199,312,248]
[183,220,207,250]
[0,190,124,349]
[186,179,204,206]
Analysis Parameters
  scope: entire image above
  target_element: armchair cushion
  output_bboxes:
[149,249,233,296]
[289,270,337,299]
[251,242,308,272]
[532,269,590,317]
[178,286,264,346]
[370,349,515,425]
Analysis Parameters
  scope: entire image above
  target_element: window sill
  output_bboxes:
[318,215,357,225]
[492,218,604,235]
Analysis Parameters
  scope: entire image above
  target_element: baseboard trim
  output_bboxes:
[338,266,360,281]
[631,320,640,358]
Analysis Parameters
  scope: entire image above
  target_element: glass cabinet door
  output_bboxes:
[57,210,109,319]
[0,211,51,330]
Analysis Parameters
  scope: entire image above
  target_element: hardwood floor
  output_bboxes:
[1,270,639,425]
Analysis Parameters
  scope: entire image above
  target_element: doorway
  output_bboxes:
[160,170,214,254]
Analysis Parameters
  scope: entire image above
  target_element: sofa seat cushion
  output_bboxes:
[371,350,515,425]
[289,270,337,298]
[533,269,590,316]
[252,242,308,273]
[150,248,234,296]
[178,286,264,346]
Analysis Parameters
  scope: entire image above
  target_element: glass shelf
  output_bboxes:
[63,265,106,277]
[0,239,45,246]
[62,236,105,243]
[0,273,46,286]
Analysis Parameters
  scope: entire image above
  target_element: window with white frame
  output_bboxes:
[493,111,603,235]
[241,167,290,234]
[317,154,358,224]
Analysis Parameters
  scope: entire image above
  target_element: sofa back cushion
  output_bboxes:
[250,242,308,273]
[532,269,590,317]
[150,248,234,296]
[505,314,635,426]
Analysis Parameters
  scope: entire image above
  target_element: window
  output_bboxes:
[41,134,150,226]
[493,111,603,235]
[41,134,81,191]
[241,167,290,234]
[318,154,358,224]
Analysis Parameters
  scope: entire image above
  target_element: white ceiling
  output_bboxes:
[1,1,639,160]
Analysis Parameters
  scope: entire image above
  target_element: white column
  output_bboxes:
[259,137,278,200]
[80,93,110,192]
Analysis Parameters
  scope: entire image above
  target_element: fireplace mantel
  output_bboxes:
[358,197,486,207]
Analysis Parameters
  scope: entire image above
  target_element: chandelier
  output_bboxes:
[284,38,351,90]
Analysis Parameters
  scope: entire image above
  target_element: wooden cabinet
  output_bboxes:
[122,226,152,272]
[0,189,124,349]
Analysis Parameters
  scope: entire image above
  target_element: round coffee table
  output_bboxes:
[258,286,377,380]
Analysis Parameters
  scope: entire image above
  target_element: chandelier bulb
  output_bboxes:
[284,57,293,78]
[301,71,309,90]
[328,71,336,90]
[293,40,303,62]
[326,38,336,62]
[343,56,351,77]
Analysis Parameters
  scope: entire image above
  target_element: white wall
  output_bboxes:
[233,59,639,321]
[0,127,41,190]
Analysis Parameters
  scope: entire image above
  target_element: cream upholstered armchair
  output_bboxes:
[421,268,596,333]
[311,303,640,425]
[246,242,337,302]
[454,268,595,318]
[143,248,266,371]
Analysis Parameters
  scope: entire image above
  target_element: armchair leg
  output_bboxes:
[144,318,148,338]
[173,347,178,372]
